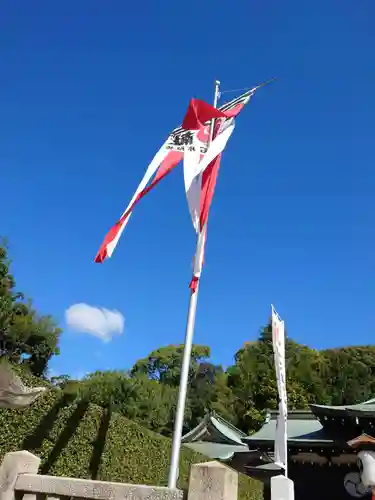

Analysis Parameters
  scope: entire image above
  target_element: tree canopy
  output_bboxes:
[0,241,61,376]
[71,334,375,436]
[3,238,375,436]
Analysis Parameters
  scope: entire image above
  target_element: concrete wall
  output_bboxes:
[0,451,240,500]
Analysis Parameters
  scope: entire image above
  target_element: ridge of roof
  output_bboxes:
[181,413,212,443]
[181,411,247,445]
[362,397,375,405]
[309,401,375,416]
[211,411,248,438]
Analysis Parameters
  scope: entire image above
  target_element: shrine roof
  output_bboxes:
[243,410,336,447]
[181,412,249,460]
[182,442,248,460]
[310,398,375,418]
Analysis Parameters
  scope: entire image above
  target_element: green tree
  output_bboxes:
[131,345,236,433]
[0,242,22,354]
[227,322,328,433]
[321,346,375,405]
[131,344,210,385]
[79,370,178,435]
[0,240,61,376]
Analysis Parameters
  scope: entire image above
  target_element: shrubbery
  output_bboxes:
[0,388,262,500]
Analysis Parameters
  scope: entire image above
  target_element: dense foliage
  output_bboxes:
[0,241,61,376]
[0,387,262,500]
[72,335,375,436]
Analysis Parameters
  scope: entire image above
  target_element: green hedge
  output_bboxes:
[0,388,262,500]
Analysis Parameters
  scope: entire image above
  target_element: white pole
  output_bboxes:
[271,305,288,479]
[167,80,221,490]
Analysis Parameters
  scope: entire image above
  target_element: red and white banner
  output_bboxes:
[183,88,258,291]
[94,100,225,263]
[95,83,269,265]
[271,305,288,476]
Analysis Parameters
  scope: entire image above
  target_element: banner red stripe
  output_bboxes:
[94,150,183,263]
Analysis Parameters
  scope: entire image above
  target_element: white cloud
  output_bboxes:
[65,303,124,342]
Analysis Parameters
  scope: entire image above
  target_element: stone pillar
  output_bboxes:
[271,475,294,500]
[0,451,40,500]
[188,461,238,500]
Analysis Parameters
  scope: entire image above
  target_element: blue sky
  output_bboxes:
[2,1,375,378]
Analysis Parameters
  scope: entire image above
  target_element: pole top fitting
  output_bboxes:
[215,80,221,86]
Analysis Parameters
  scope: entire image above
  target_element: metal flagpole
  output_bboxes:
[168,80,221,490]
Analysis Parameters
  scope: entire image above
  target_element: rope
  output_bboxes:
[220,78,277,96]
[219,87,254,95]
